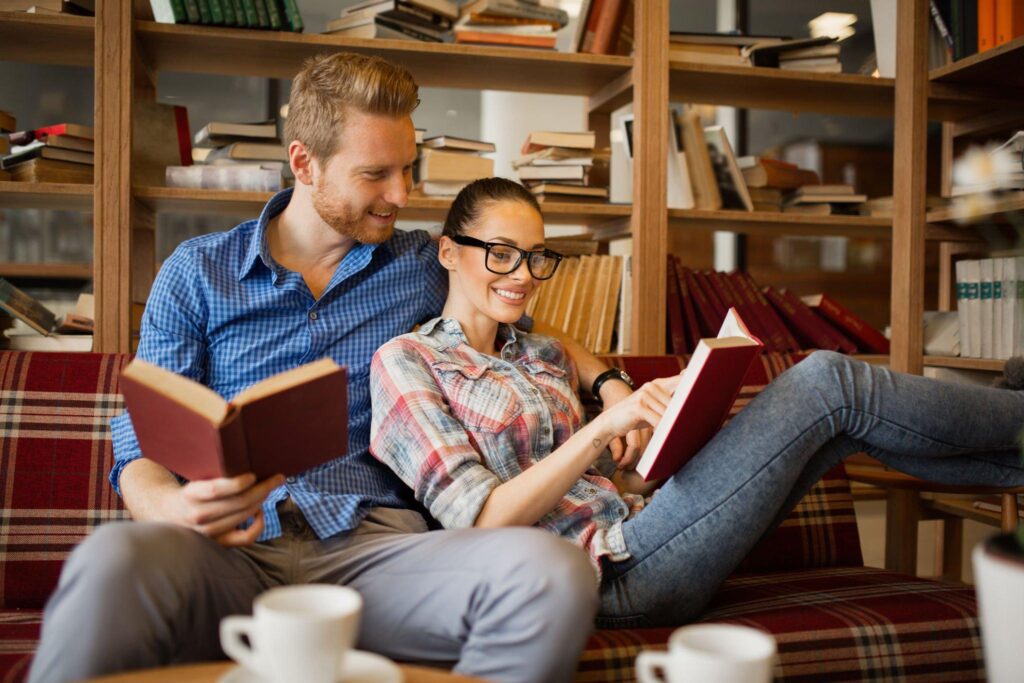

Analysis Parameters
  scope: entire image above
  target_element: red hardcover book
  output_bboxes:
[578,0,605,52]
[635,308,764,481]
[665,256,689,355]
[34,123,94,140]
[802,293,890,354]
[696,270,729,324]
[683,267,723,336]
[120,358,348,481]
[723,271,784,352]
[762,285,836,351]
[778,287,857,354]
[673,256,701,352]
[736,272,801,352]
[587,0,628,54]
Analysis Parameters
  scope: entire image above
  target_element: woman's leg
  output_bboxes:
[600,351,1024,626]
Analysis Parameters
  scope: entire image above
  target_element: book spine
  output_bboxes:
[995,0,1024,45]
[395,1,452,29]
[264,0,283,29]
[183,0,201,22]
[682,267,720,337]
[220,0,236,25]
[196,0,212,23]
[696,270,728,325]
[377,14,445,41]
[763,285,838,352]
[951,0,965,59]
[578,0,605,52]
[963,0,979,55]
[741,273,801,352]
[614,0,634,56]
[282,0,303,34]
[665,256,688,355]
[724,272,782,352]
[979,0,996,50]
[673,256,701,352]
[813,294,891,354]
[253,0,270,28]
[590,0,627,55]
[930,0,955,60]
[207,0,225,24]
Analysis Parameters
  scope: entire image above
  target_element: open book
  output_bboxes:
[120,358,348,481]
[635,308,764,481]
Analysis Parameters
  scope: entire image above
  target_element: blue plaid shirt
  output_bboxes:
[109,188,448,541]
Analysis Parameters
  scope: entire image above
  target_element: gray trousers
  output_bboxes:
[28,503,598,683]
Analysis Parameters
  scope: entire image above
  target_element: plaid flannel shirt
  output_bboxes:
[370,317,645,576]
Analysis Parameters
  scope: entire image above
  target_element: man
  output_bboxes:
[29,53,642,683]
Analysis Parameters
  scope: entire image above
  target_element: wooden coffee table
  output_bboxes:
[85,661,484,682]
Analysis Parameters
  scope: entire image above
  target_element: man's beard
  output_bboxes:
[312,183,396,245]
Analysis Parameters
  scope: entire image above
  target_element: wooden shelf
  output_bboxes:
[922,355,1006,372]
[924,496,1008,528]
[0,11,94,67]
[931,35,1024,89]
[133,187,632,226]
[135,22,631,97]
[927,191,1024,224]
[0,262,92,279]
[669,63,896,119]
[0,181,93,211]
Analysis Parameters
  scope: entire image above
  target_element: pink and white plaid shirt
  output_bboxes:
[370,317,644,576]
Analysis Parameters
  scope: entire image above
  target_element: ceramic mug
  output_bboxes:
[220,584,363,683]
[636,623,777,683]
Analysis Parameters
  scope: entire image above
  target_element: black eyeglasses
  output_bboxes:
[451,235,564,280]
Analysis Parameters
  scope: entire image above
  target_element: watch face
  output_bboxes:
[620,370,635,389]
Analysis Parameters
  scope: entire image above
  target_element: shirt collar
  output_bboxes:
[238,188,293,281]
[420,317,521,355]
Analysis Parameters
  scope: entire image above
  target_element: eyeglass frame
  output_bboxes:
[449,235,564,281]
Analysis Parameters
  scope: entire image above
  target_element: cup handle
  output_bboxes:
[220,616,258,670]
[636,651,670,683]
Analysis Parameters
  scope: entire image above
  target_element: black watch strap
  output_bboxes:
[591,368,634,402]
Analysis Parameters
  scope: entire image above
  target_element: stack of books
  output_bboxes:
[514,131,608,203]
[148,0,303,31]
[167,120,286,192]
[782,184,867,216]
[667,32,772,66]
[414,135,495,196]
[743,36,840,72]
[1,123,95,183]
[0,282,94,352]
[955,256,1023,360]
[737,156,820,212]
[2,0,93,14]
[455,0,568,49]
[323,0,457,41]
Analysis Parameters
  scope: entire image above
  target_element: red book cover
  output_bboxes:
[695,270,728,325]
[665,256,689,355]
[682,266,718,338]
[173,105,192,166]
[578,0,605,52]
[721,271,782,352]
[778,287,857,354]
[120,358,348,481]
[34,123,94,140]
[672,256,701,352]
[763,285,837,351]
[802,293,890,354]
[737,272,801,352]
[589,0,628,55]
[635,309,764,481]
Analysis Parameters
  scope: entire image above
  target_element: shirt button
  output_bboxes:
[308,311,318,320]
[286,476,296,483]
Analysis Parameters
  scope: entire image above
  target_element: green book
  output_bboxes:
[264,0,282,29]
[229,0,246,25]
[238,0,257,26]
[280,0,302,32]
[252,0,270,28]
[149,0,187,22]
[183,0,201,23]
[219,0,236,25]
[207,0,225,24]
[196,0,212,23]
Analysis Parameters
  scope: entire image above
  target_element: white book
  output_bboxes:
[668,111,694,210]
[609,106,633,204]
[993,257,1007,359]
[955,260,971,358]
[958,259,981,358]
[1010,256,1024,356]
[979,259,995,359]
[923,310,960,357]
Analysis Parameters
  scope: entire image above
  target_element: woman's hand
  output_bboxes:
[595,376,679,446]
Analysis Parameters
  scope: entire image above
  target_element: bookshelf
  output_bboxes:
[0,181,92,212]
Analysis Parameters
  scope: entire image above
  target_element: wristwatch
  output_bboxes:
[591,368,635,403]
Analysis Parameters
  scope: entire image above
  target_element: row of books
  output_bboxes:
[0,0,92,14]
[325,0,568,50]
[167,119,288,192]
[665,257,890,357]
[523,246,622,355]
[668,33,841,73]
[575,0,633,55]
[933,0,1024,60]
[148,0,303,31]
[513,131,609,203]
[0,112,96,184]
[955,256,1023,360]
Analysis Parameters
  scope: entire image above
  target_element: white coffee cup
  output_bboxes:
[220,584,363,683]
[636,623,777,683]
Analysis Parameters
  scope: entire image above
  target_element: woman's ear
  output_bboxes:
[438,235,458,271]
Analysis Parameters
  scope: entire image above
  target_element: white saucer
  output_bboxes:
[219,650,403,683]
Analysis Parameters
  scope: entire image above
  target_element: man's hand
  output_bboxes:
[121,459,284,547]
[599,378,661,470]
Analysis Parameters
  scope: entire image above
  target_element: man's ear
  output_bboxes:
[438,235,458,271]
[289,141,317,186]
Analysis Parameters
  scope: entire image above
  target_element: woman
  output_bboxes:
[370,177,1024,627]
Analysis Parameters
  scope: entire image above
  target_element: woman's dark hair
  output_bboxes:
[442,177,543,238]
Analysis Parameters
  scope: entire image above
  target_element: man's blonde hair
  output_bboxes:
[285,52,419,163]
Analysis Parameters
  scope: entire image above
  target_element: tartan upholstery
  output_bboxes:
[0,351,984,682]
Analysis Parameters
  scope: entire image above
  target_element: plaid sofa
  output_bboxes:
[0,351,982,682]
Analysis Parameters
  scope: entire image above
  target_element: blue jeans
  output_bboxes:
[598,351,1024,627]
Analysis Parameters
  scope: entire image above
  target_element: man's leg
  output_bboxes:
[300,508,599,683]
[28,522,278,683]
[600,351,1024,625]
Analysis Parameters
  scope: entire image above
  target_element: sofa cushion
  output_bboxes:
[0,352,131,609]
[0,610,40,683]
[577,567,982,682]
[599,353,863,572]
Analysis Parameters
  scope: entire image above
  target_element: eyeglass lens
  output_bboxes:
[487,245,559,279]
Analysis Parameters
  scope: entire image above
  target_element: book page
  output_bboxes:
[121,360,230,425]
[233,358,342,406]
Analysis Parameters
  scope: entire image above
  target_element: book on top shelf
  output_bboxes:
[120,358,348,481]
[418,148,494,182]
[464,0,567,28]
[634,308,763,481]
[204,142,287,163]
[193,120,277,148]
[741,35,837,67]
[739,156,819,190]
[454,29,555,48]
